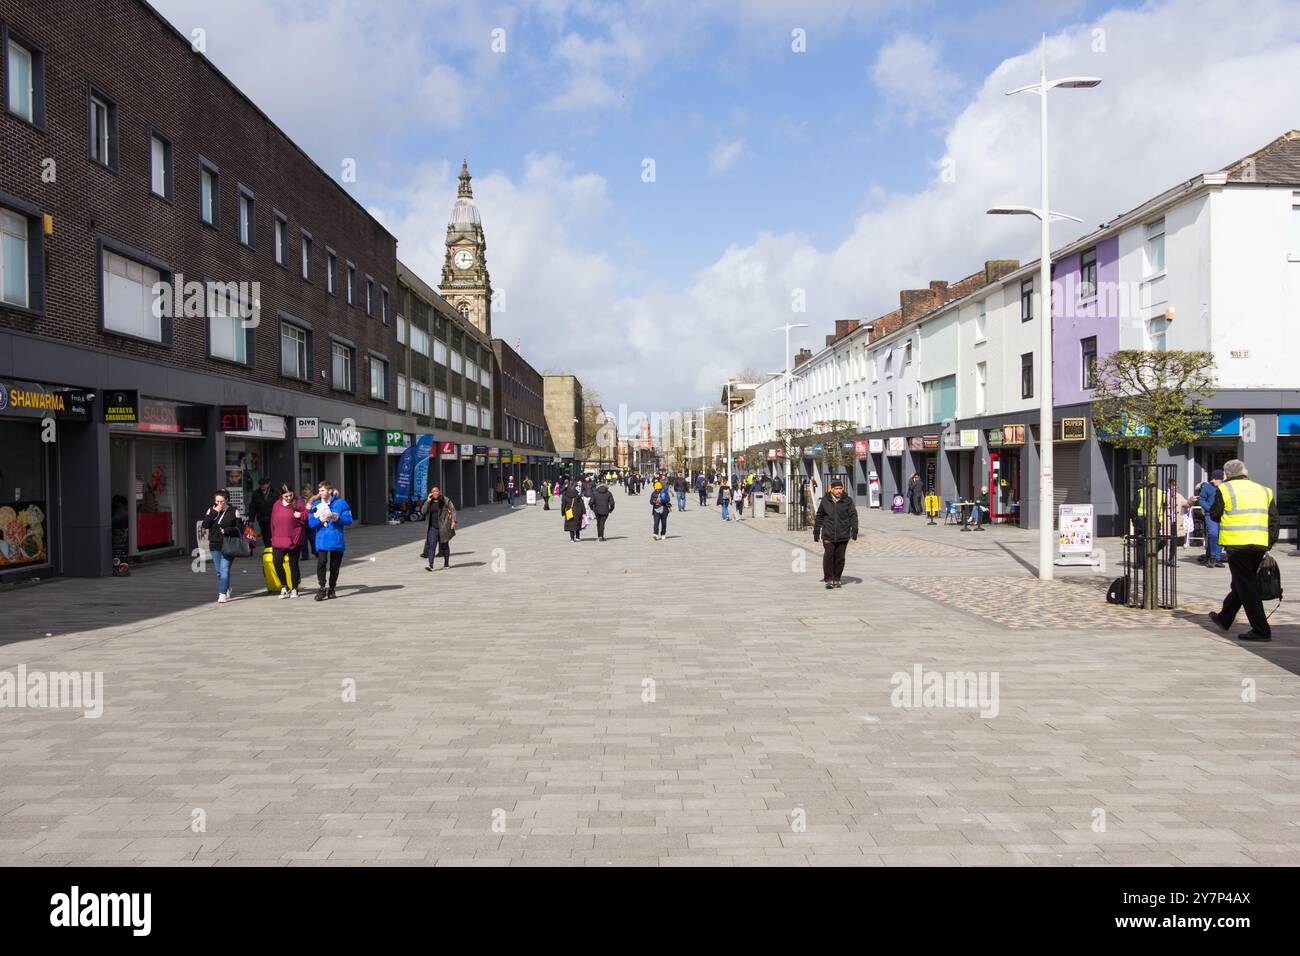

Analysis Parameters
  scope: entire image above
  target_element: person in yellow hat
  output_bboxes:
[650,481,671,540]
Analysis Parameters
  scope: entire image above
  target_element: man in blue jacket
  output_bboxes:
[1197,469,1225,568]
[307,480,353,601]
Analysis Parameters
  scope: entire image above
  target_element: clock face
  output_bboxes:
[454,250,473,270]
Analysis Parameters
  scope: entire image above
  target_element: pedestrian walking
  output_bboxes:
[298,483,316,559]
[250,477,274,546]
[542,479,552,510]
[562,481,586,542]
[720,482,732,520]
[907,472,923,515]
[495,476,506,504]
[201,490,244,604]
[673,474,687,511]
[735,483,746,520]
[1208,459,1279,641]
[420,486,457,570]
[307,480,352,601]
[1197,470,1225,566]
[268,482,307,598]
[650,481,671,539]
[696,473,707,507]
[590,480,616,541]
[813,477,858,589]
[506,474,516,507]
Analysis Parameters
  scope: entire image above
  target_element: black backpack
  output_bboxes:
[1106,576,1128,605]
[1259,554,1283,602]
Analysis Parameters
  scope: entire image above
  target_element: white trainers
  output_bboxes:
[290,589,299,599]
[279,587,290,599]
[217,593,228,604]
[226,587,234,599]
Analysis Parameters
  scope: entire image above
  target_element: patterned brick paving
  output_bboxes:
[1,498,1298,866]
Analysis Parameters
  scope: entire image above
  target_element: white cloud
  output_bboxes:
[709,138,748,173]
[871,33,962,124]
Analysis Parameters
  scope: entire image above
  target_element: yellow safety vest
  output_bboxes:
[1218,479,1273,547]
[1135,487,1166,516]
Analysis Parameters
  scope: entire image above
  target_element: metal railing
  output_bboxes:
[1121,462,1178,609]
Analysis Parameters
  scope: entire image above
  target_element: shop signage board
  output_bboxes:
[887,437,905,456]
[922,435,940,450]
[1000,424,1026,446]
[462,445,475,457]
[868,438,884,454]
[385,430,405,447]
[226,412,287,440]
[1059,418,1087,442]
[104,390,139,424]
[297,421,383,454]
[1056,504,1099,567]
[219,405,249,432]
[296,417,320,439]
[0,379,94,421]
[961,429,979,448]
[767,449,777,460]
[986,428,1003,448]
[440,442,458,460]
[908,436,925,451]
[474,445,488,455]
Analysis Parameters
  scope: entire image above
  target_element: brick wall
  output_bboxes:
[0,0,397,411]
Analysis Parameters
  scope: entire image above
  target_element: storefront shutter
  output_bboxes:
[1052,443,1082,528]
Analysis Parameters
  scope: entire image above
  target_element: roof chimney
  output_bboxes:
[794,348,813,368]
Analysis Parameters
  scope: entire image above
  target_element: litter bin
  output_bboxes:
[752,491,765,517]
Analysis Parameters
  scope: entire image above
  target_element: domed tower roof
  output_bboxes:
[449,157,481,229]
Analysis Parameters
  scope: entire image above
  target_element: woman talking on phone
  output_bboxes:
[201,491,244,604]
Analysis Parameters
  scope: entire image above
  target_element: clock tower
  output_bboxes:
[440,158,491,336]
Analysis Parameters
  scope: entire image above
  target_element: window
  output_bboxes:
[871,355,878,382]
[480,406,491,430]
[1080,247,1097,300]
[1020,278,1034,322]
[332,341,353,391]
[199,161,219,226]
[326,249,336,294]
[346,262,355,304]
[1,208,30,308]
[434,390,448,420]
[1149,314,1169,352]
[300,230,312,281]
[1291,192,1300,259]
[397,315,407,345]
[369,356,387,401]
[273,213,287,265]
[450,350,463,375]
[976,362,987,414]
[975,299,987,341]
[237,188,254,247]
[101,248,163,341]
[466,357,477,382]
[870,396,879,430]
[381,287,389,324]
[1145,218,1165,276]
[365,276,374,316]
[396,373,407,411]
[466,402,478,430]
[480,367,491,388]
[451,396,464,424]
[280,322,308,379]
[89,90,117,170]
[904,341,912,366]
[905,393,914,427]
[207,282,253,364]
[410,325,429,357]
[924,375,956,423]
[886,392,894,428]
[884,350,893,377]
[150,134,172,200]
[433,340,447,365]
[411,382,430,416]
[1021,352,1034,399]
[6,36,42,125]
[1081,336,1098,389]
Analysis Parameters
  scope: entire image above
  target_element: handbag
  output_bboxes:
[1258,554,1283,602]
[565,508,574,521]
[221,533,251,558]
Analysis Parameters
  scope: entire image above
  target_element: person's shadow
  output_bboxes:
[333,584,405,597]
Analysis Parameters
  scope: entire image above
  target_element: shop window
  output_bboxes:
[0,419,50,570]
[1277,439,1300,519]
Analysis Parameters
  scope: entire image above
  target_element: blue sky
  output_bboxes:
[153,0,1300,414]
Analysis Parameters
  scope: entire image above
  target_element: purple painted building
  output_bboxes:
[1051,235,1120,406]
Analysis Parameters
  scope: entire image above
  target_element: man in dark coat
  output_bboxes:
[589,481,616,541]
[907,472,923,514]
[250,478,275,544]
[562,482,586,542]
[813,477,858,589]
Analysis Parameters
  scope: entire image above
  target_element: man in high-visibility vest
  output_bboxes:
[1208,459,1278,641]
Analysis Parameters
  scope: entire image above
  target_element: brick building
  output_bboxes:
[491,337,553,488]
[0,0,406,579]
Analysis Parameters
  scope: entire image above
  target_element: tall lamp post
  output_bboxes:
[773,322,808,523]
[987,35,1099,582]
[696,405,711,482]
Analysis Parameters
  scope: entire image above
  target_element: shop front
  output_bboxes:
[222,409,288,514]
[295,419,384,519]
[107,392,204,563]
[0,378,93,580]
[987,424,1026,526]
[1278,414,1300,530]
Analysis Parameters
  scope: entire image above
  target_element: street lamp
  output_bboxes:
[987,35,1099,582]
[773,322,809,524]
[696,405,711,482]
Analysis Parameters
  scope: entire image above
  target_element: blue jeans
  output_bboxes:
[722,501,730,519]
[212,550,233,595]
[1205,517,1223,561]
[676,491,686,511]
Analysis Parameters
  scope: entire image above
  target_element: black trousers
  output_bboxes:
[271,547,301,590]
[822,539,848,582]
[596,514,608,538]
[316,549,343,590]
[1219,547,1270,636]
